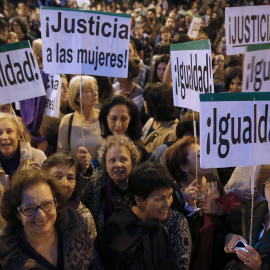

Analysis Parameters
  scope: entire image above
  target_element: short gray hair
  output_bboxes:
[98,135,141,169]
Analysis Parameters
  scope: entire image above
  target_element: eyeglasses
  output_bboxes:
[17,200,57,217]
[264,182,270,190]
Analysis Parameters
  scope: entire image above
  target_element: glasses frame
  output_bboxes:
[264,182,270,190]
[17,199,57,217]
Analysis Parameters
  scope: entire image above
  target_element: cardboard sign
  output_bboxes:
[225,5,270,55]
[171,39,213,112]
[44,74,61,118]
[0,41,45,105]
[188,16,202,39]
[200,92,270,168]
[242,43,270,92]
[41,7,131,77]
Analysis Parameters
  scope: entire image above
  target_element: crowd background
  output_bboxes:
[0,0,270,269]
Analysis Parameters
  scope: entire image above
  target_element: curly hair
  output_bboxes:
[143,82,177,122]
[1,169,67,227]
[99,95,142,140]
[98,135,141,169]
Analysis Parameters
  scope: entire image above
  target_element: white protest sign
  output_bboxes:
[225,5,270,55]
[200,92,270,168]
[187,16,202,39]
[171,39,213,112]
[242,43,270,92]
[0,41,45,105]
[41,7,131,77]
[44,74,61,118]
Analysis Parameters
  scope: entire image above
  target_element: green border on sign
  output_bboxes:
[247,43,270,52]
[200,92,270,102]
[41,7,131,18]
[170,39,210,51]
[0,40,29,53]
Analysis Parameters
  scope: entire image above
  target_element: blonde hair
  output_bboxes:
[32,39,42,60]
[0,113,31,143]
[68,75,98,111]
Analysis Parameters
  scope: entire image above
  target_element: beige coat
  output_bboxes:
[0,142,46,228]
[142,118,179,154]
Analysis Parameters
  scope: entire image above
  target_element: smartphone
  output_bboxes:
[234,240,249,252]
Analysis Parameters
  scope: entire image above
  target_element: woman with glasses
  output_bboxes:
[0,169,102,269]
[223,164,270,270]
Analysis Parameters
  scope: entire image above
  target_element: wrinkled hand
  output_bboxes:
[234,186,259,202]
[184,180,199,206]
[77,147,91,175]
[28,162,41,170]
[224,233,247,254]
[197,198,223,216]
[236,245,262,269]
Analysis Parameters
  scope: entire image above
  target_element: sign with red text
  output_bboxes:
[225,5,270,55]
[171,39,213,112]
[0,41,45,105]
[41,7,131,77]
[242,43,270,92]
[200,92,270,168]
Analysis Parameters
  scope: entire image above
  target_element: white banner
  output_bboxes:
[41,7,131,77]
[242,43,270,92]
[44,74,61,118]
[225,5,270,55]
[171,39,213,112]
[188,16,202,39]
[0,41,45,105]
[200,92,270,168]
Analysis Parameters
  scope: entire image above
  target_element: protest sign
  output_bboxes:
[242,43,270,92]
[200,92,270,168]
[0,41,45,106]
[171,39,213,112]
[41,7,131,77]
[44,74,61,118]
[187,16,202,39]
[225,5,270,55]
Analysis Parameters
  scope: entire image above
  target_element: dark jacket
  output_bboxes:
[0,206,102,270]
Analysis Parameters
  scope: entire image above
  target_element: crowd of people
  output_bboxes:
[0,0,270,269]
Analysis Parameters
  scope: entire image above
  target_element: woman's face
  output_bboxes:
[161,30,171,42]
[18,183,57,237]
[61,76,69,104]
[157,62,167,82]
[0,119,20,158]
[49,164,76,199]
[7,34,18,44]
[140,188,173,221]
[12,22,22,35]
[106,145,132,189]
[185,144,212,177]
[78,82,99,107]
[264,179,270,202]
[230,76,242,93]
[107,104,131,136]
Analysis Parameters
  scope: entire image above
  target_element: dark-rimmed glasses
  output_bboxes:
[17,200,57,217]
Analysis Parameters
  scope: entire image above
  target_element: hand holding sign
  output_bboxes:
[77,146,91,175]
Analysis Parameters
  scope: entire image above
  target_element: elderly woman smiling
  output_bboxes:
[0,170,101,269]
[0,113,46,228]
[78,134,141,234]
